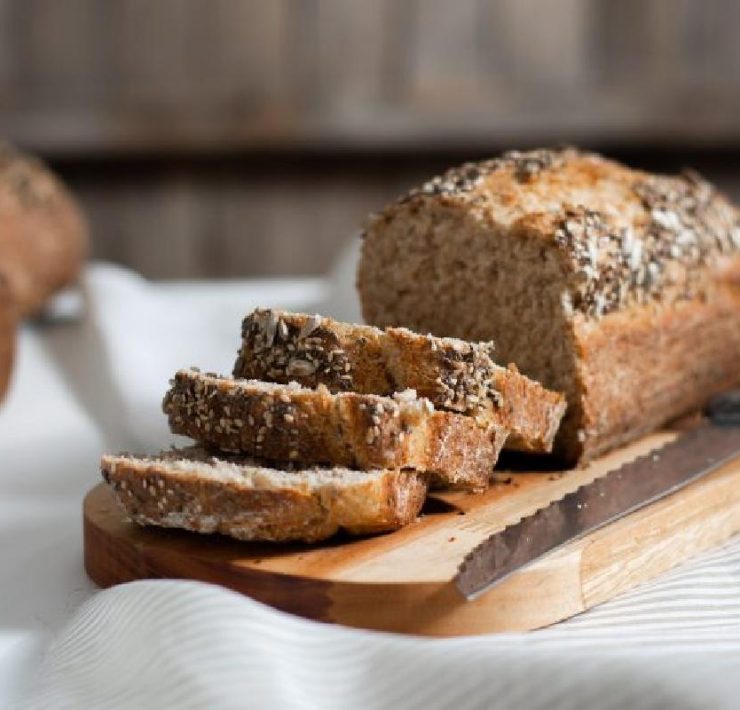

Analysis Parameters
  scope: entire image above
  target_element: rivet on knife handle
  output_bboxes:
[454,391,740,601]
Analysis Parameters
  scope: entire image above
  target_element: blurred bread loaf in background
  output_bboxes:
[0,143,88,318]
[0,143,88,403]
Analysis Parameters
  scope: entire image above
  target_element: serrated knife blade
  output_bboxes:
[454,391,740,601]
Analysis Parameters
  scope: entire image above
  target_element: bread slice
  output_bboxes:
[101,447,427,543]
[163,369,504,491]
[233,309,565,453]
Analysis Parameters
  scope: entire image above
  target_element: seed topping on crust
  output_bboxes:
[553,168,740,318]
[412,332,504,418]
[235,309,354,390]
[399,148,568,203]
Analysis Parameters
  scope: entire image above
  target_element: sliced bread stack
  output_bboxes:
[233,309,566,453]
[101,309,565,543]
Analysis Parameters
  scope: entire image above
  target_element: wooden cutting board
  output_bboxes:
[84,429,740,637]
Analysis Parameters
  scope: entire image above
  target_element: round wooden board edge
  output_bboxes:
[83,457,740,637]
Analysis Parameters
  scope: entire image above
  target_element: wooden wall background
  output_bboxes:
[0,0,739,278]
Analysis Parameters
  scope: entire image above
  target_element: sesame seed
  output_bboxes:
[277,320,289,341]
[299,314,322,339]
[287,359,317,377]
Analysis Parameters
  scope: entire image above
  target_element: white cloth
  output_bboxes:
[4,262,740,709]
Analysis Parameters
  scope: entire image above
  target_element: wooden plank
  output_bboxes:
[314,0,386,107]
[595,0,658,93]
[479,0,591,100]
[121,176,204,279]
[208,0,289,108]
[18,0,110,105]
[211,179,322,278]
[84,431,740,636]
[76,167,405,278]
[0,0,19,104]
[408,0,483,104]
[112,0,196,108]
[0,0,739,154]
[670,0,740,115]
[710,0,740,82]
[82,175,204,278]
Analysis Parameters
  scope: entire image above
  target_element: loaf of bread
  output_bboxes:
[0,143,88,317]
[0,275,15,402]
[358,148,740,463]
[163,369,504,491]
[102,447,427,543]
[234,309,565,453]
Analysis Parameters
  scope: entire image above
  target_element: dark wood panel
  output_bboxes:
[19,0,109,106]
[65,153,740,278]
[74,167,416,278]
[0,0,737,156]
[0,0,19,99]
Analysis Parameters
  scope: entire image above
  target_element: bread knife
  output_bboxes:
[454,390,740,601]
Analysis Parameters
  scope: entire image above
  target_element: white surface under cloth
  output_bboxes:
[3,262,740,710]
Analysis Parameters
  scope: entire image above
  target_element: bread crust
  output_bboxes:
[0,144,88,317]
[358,148,740,463]
[569,268,740,462]
[164,369,503,491]
[101,447,428,543]
[234,309,565,453]
[0,275,15,403]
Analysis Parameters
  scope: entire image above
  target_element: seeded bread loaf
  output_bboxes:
[102,447,427,543]
[163,369,505,491]
[358,148,740,464]
[0,275,15,403]
[234,308,565,453]
[0,143,88,317]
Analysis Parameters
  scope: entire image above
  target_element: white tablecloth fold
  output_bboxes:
[24,578,740,710]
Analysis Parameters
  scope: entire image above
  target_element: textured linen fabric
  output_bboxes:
[23,572,740,710]
[4,261,740,709]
